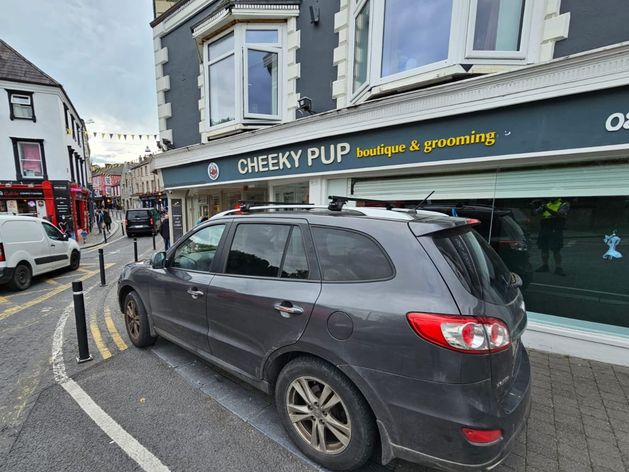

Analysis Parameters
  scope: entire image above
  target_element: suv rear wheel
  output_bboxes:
[123,291,157,348]
[275,357,376,470]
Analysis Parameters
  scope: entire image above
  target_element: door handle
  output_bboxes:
[187,288,204,299]
[50,244,55,247]
[274,302,304,318]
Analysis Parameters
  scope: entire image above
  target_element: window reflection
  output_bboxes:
[247,49,278,116]
[473,0,525,51]
[381,0,452,77]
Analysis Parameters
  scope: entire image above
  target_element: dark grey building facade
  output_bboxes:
[151,1,629,366]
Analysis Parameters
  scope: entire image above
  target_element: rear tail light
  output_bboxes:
[465,218,481,225]
[406,312,511,353]
[0,243,5,262]
[461,428,503,446]
[124,219,128,226]
[149,217,154,226]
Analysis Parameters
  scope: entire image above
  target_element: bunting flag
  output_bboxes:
[83,131,161,142]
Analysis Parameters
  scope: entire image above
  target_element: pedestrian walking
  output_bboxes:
[96,209,103,234]
[159,215,170,250]
[103,210,112,233]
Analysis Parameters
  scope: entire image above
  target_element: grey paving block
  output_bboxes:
[557,441,591,465]
[526,451,559,471]
[558,456,593,472]
[589,452,626,472]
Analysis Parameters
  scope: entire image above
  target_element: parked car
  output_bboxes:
[0,215,81,290]
[118,204,530,471]
[124,208,160,237]
[423,204,533,287]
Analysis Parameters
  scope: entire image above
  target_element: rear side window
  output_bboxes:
[312,227,393,281]
[433,229,517,305]
[226,224,291,277]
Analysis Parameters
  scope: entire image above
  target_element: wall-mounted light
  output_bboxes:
[298,96,315,115]
[309,5,320,24]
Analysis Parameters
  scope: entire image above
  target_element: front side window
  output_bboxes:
[226,224,291,277]
[351,0,537,96]
[43,222,65,241]
[172,224,225,272]
[8,91,34,120]
[205,25,283,129]
[16,141,44,179]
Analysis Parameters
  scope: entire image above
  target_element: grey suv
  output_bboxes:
[117,201,531,471]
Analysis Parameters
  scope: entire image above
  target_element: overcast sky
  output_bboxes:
[0,0,159,165]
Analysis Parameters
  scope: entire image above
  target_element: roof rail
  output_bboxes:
[211,204,329,219]
[237,200,314,212]
[328,195,398,211]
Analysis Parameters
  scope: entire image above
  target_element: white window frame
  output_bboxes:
[9,92,34,120]
[464,0,536,60]
[203,23,285,131]
[349,0,543,102]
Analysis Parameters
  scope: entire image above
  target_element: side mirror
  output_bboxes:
[510,272,523,289]
[151,251,167,269]
[62,234,69,241]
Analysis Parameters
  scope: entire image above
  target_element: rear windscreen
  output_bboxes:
[127,210,149,220]
[433,228,518,305]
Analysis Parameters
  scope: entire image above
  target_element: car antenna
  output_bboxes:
[415,191,435,210]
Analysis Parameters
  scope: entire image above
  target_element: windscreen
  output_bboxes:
[434,228,518,305]
[127,210,149,221]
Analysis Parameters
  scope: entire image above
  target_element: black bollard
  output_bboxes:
[103,227,108,243]
[72,281,93,364]
[134,238,138,262]
[98,248,106,286]
[152,232,156,250]
[121,222,125,236]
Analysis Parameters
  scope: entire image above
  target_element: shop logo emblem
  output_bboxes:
[208,162,220,181]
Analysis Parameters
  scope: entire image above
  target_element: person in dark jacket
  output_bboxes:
[103,210,112,233]
[159,216,170,250]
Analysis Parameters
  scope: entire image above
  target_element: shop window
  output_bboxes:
[312,227,394,281]
[204,24,284,130]
[350,0,541,98]
[11,139,46,180]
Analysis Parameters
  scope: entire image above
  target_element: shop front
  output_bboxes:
[159,84,629,364]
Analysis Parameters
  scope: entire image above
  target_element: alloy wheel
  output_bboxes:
[286,376,351,455]
[125,299,140,340]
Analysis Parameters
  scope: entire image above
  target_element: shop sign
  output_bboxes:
[53,182,73,229]
[0,189,44,198]
[162,87,629,188]
[171,199,184,241]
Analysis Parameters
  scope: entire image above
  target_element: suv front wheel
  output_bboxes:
[275,357,376,470]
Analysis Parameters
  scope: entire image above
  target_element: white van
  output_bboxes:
[0,215,81,290]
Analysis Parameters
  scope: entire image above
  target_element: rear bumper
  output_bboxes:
[345,347,531,471]
[0,266,14,284]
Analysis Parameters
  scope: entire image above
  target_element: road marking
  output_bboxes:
[90,318,112,360]
[83,235,126,253]
[45,279,61,286]
[104,306,128,351]
[52,291,170,472]
[0,295,9,304]
[0,266,112,323]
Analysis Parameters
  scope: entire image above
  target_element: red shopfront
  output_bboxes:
[0,181,90,239]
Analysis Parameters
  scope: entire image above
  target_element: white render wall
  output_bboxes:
[0,81,87,182]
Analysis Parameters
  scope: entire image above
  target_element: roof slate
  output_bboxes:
[0,39,60,86]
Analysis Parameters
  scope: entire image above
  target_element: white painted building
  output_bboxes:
[0,39,91,236]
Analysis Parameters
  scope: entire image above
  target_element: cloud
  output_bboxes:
[0,0,159,164]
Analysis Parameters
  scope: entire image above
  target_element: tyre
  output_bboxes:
[275,357,376,471]
[69,250,80,270]
[9,263,32,291]
[123,291,157,348]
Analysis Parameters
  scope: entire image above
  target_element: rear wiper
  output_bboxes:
[509,272,523,288]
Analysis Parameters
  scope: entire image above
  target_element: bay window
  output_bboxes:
[205,24,284,130]
[351,0,541,98]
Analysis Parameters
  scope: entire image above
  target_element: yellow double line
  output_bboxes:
[89,306,128,360]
